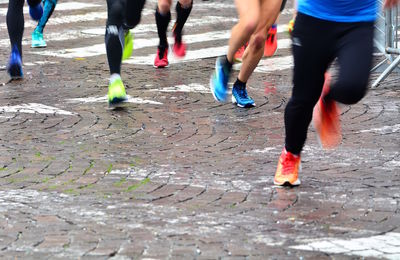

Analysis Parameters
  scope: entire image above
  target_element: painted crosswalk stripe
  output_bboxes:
[0,103,75,115]
[291,232,400,259]
[147,83,211,93]
[126,43,293,68]
[0,2,101,15]
[81,22,288,36]
[32,30,232,58]
[125,46,228,65]
[66,96,162,105]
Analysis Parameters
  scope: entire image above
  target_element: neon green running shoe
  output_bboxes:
[31,30,47,48]
[122,30,133,60]
[108,78,128,107]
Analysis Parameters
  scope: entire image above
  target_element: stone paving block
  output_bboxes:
[0,0,399,258]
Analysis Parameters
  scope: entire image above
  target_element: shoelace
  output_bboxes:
[237,88,249,99]
[281,153,298,175]
[267,33,275,44]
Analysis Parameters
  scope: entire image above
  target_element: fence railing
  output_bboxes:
[372,3,400,87]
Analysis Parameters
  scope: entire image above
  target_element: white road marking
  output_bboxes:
[148,83,211,93]
[0,2,101,15]
[291,232,400,259]
[0,103,75,115]
[81,16,238,35]
[24,61,59,66]
[33,30,232,58]
[124,46,228,65]
[0,12,106,29]
[358,124,400,134]
[66,95,162,105]
[233,55,293,73]
[251,147,278,154]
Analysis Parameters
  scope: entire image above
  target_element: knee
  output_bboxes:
[158,1,171,14]
[251,33,267,50]
[126,14,141,28]
[108,1,124,25]
[178,0,192,7]
[243,20,258,36]
[336,82,368,104]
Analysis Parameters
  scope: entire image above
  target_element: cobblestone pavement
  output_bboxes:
[0,0,399,259]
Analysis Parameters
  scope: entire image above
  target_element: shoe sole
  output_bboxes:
[153,64,169,68]
[31,44,47,48]
[273,179,301,186]
[7,64,23,80]
[108,97,128,108]
[231,94,256,108]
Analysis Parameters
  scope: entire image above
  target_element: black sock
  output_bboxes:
[223,55,233,71]
[174,1,192,43]
[155,7,171,48]
[234,78,246,88]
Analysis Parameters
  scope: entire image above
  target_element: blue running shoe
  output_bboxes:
[28,2,43,21]
[7,45,23,80]
[232,84,255,108]
[31,30,47,48]
[210,56,231,102]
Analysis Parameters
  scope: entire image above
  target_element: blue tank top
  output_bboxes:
[297,0,378,22]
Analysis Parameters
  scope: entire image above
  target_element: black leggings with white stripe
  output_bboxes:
[284,13,375,155]
[106,0,146,74]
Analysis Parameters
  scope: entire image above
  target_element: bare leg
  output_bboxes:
[226,0,260,63]
[238,0,282,82]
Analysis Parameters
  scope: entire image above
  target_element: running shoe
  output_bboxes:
[172,26,186,58]
[31,30,47,48]
[264,26,278,57]
[29,2,43,21]
[108,78,127,107]
[122,30,133,61]
[210,56,231,102]
[234,43,248,63]
[288,19,295,36]
[313,73,342,149]
[7,45,23,80]
[232,84,255,108]
[154,46,169,68]
[274,148,301,186]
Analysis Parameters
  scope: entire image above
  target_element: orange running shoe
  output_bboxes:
[264,25,277,57]
[313,73,342,149]
[287,19,295,36]
[274,148,301,186]
[234,42,248,62]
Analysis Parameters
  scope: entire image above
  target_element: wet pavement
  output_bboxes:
[0,0,399,259]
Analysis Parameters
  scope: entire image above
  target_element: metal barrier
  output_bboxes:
[372,3,400,88]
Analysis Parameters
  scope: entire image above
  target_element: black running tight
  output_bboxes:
[105,0,146,74]
[7,0,41,56]
[284,13,375,155]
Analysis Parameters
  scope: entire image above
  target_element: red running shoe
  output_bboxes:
[154,46,169,68]
[264,26,277,57]
[313,72,342,149]
[274,148,301,186]
[234,42,248,62]
[173,37,186,58]
[172,23,187,58]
